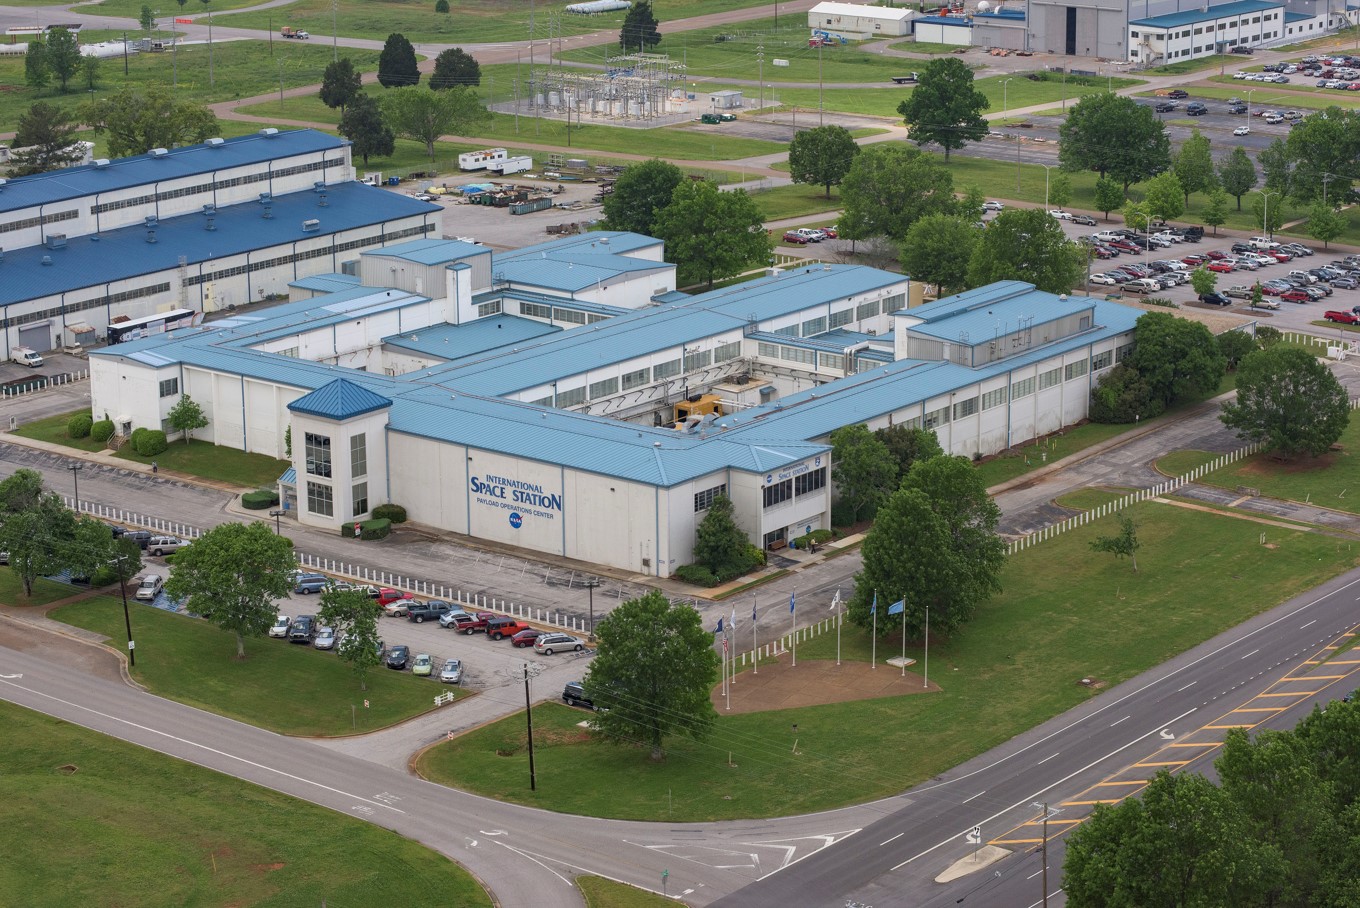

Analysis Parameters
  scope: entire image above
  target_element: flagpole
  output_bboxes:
[725,635,731,711]
[835,590,842,666]
[901,596,907,678]
[791,590,797,668]
[730,604,737,685]
[872,590,877,669]
[752,594,758,675]
[923,603,929,689]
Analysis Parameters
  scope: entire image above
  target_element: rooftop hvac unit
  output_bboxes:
[302,219,320,232]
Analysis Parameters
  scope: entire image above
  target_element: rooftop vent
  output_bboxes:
[146,229,157,244]
[202,203,216,215]
[149,147,169,158]
[259,127,280,137]
[93,159,111,168]
[144,215,158,228]
[204,215,216,232]
[45,234,66,250]
[302,219,320,232]
[206,137,225,147]
[41,255,52,266]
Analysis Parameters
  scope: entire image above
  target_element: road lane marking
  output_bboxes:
[879,833,903,847]
[1301,620,1317,629]
[1176,681,1197,691]
[1036,753,1060,764]
[1092,780,1147,787]
[1241,649,1260,659]
[962,791,985,804]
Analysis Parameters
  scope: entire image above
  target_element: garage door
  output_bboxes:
[18,324,51,352]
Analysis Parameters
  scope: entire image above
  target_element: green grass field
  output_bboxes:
[0,569,85,606]
[52,596,458,735]
[417,499,1357,821]
[11,409,107,453]
[0,701,493,908]
[751,183,842,221]
[579,876,674,907]
[887,39,969,54]
[1149,54,1238,74]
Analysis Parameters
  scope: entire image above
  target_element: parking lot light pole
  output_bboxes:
[68,463,82,511]
[269,508,284,535]
[117,554,136,668]
[583,577,601,640]
[1001,77,1013,120]
[1040,163,1056,210]
[1251,188,1270,239]
[1246,87,1255,119]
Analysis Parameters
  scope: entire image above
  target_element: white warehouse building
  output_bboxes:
[808,1,915,37]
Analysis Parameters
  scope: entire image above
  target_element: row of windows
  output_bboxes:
[924,405,951,430]
[589,376,618,399]
[1064,360,1089,382]
[91,159,339,215]
[0,208,76,235]
[819,352,842,370]
[1038,366,1063,391]
[305,479,369,518]
[1091,350,1113,372]
[782,346,817,366]
[803,316,826,336]
[953,397,978,420]
[477,300,502,317]
[982,387,1008,410]
[794,467,826,497]
[829,308,853,329]
[763,478,793,508]
[521,302,552,319]
[183,224,432,286]
[1012,376,1036,399]
[556,386,587,408]
[694,484,727,512]
[3,281,171,330]
[554,308,587,324]
[714,340,741,363]
[684,349,712,372]
[762,467,829,509]
[622,367,649,391]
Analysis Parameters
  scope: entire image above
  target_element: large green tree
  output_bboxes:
[24,34,49,89]
[1142,170,1185,223]
[829,423,896,523]
[1129,311,1226,408]
[1089,363,1162,424]
[377,33,420,87]
[653,180,770,289]
[585,590,719,761]
[1172,128,1217,206]
[618,0,661,52]
[163,522,296,658]
[338,94,394,165]
[1093,175,1125,220]
[692,495,750,581]
[1059,93,1170,190]
[896,56,989,161]
[1283,107,1360,204]
[0,469,77,598]
[430,47,482,89]
[44,26,82,92]
[380,85,490,159]
[787,124,859,198]
[874,424,943,483]
[318,586,382,690]
[1220,345,1350,460]
[319,57,363,111]
[1218,146,1258,211]
[1250,189,1286,237]
[1202,188,1229,236]
[901,214,978,296]
[838,144,956,243]
[9,102,84,176]
[1258,138,1293,196]
[601,158,684,236]
[849,455,1004,638]
[966,207,1085,294]
[83,88,218,158]
[1307,202,1346,250]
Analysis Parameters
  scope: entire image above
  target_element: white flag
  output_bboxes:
[830,589,841,611]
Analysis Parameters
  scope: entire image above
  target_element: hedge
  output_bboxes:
[90,565,120,588]
[372,503,407,523]
[67,414,93,439]
[134,429,168,457]
[129,427,148,451]
[339,517,391,541]
[241,490,279,510]
[674,564,719,587]
[91,419,114,443]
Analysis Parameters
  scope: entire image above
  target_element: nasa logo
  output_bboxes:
[815,456,822,467]
[765,474,773,484]
[508,512,523,529]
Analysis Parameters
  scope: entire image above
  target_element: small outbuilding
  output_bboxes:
[709,89,743,110]
[912,14,974,45]
[808,1,915,38]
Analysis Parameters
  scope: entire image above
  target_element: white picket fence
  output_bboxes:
[65,497,203,541]
[729,612,844,669]
[1,369,89,398]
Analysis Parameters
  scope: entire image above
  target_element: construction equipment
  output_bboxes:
[672,394,723,429]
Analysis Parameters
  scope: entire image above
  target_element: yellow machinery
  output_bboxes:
[673,394,723,429]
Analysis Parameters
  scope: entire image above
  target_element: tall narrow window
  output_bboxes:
[350,434,367,479]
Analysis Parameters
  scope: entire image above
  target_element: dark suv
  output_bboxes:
[563,681,594,709]
[288,615,316,643]
[1186,102,1208,116]
[407,600,453,623]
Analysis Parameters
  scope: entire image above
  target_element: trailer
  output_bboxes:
[458,148,509,171]
[281,26,310,38]
[488,155,533,175]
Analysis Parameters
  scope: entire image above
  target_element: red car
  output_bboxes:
[1204,250,1228,261]
[1109,240,1143,254]
[1324,309,1360,323]
[1182,254,1207,266]
[511,627,545,648]
[782,231,809,245]
[1281,289,1312,302]
[1207,261,1236,274]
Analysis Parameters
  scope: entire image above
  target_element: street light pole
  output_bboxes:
[269,508,284,535]
[1001,77,1013,120]
[1040,163,1055,210]
[1246,87,1255,120]
[68,463,82,512]
[1251,188,1270,238]
[523,663,537,791]
[117,555,136,668]
[583,578,601,640]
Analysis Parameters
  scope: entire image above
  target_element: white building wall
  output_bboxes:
[565,470,663,573]
[292,406,390,528]
[464,450,568,556]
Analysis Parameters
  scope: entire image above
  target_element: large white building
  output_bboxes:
[808,1,915,37]
[89,228,1143,576]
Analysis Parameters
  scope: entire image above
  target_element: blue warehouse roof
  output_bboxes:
[290,273,362,294]
[382,314,562,360]
[289,378,393,420]
[368,237,488,265]
[1130,0,1279,28]
[901,280,1094,342]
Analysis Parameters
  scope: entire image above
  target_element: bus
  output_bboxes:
[106,309,201,345]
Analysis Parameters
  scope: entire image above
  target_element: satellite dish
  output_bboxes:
[977,1,992,11]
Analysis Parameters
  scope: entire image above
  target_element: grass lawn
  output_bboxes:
[0,701,492,908]
[417,500,1357,821]
[0,569,84,607]
[887,40,970,54]
[1148,54,1239,74]
[975,420,1134,489]
[1156,450,1219,477]
[114,439,289,489]
[12,409,108,453]
[750,183,841,221]
[579,876,674,908]
[52,596,457,735]
[1310,320,1360,333]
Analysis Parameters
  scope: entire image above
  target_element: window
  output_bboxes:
[622,367,649,390]
[352,482,368,516]
[794,467,826,496]
[923,406,951,430]
[982,387,1008,410]
[477,300,502,317]
[653,359,681,381]
[521,302,552,319]
[819,352,843,370]
[350,434,367,479]
[1091,350,1113,372]
[684,349,712,372]
[305,432,332,478]
[758,342,780,359]
[528,395,553,407]
[775,324,800,337]
[1038,367,1062,390]
[589,376,619,399]
[802,316,827,336]
[781,346,816,365]
[553,308,587,325]
[857,299,880,320]
[306,482,334,517]
[1065,359,1089,381]
[556,386,586,408]
[1011,376,1036,399]
[829,308,853,329]
[158,377,179,398]
[763,478,793,508]
[883,292,906,312]
[1116,342,1134,363]
[694,484,727,512]
[713,341,741,362]
[953,396,978,420]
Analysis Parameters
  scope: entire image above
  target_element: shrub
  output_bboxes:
[339,517,391,541]
[241,490,279,510]
[792,529,836,549]
[134,429,168,456]
[372,503,407,523]
[90,565,119,587]
[129,427,148,451]
[67,413,93,438]
[435,0,449,10]
[1144,296,1179,309]
[91,419,115,443]
[831,502,858,528]
[674,563,719,586]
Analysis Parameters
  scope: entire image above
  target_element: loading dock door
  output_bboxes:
[18,323,52,352]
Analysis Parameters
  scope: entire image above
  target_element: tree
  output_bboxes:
[902,214,978,296]
[1059,93,1170,190]
[1093,175,1124,220]
[653,180,769,289]
[829,424,896,523]
[1202,188,1229,237]
[601,159,684,236]
[966,207,1085,294]
[875,424,943,482]
[377,33,420,87]
[8,102,84,176]
[1089,363,1163,424]
[896,57,989,161]
[692,495,750,580]
[1259,139,1293,196]
[1218,146,1258,211]
[139,5,156,34]
[430,47,481,89]
[163,522,296,659]
[839,144,957,243]
[1307,202,1346,250]
[1172,128,1217,206]
[1142,170,1185,223]
[67,516,117,583]
[338,94,394,165]
[1089,514,1140,571]
[849,455,1004,638]
[619,0,661,52]
[318,586,382,690]
[39,27,81,93]
[787,124,859,198]
[1220,346,1350,460]
[1190,265,1217,298]
[1250,282,1265,312]
[82,54,100,91]
[166,394,208,443]
[1217,330,1256,371]
[379,85,490,159]
[1250,189,1285,237]
[585,590,718,761]
[0,469,76,598]
[1047,172,1072,211]
[1283,107,1360,204]
[319,57,363,111]
[1129,311,1226,408]
[83,88,218,158]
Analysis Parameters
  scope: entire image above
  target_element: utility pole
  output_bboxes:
[1041,802,1049,908]
[331,0,338,62]
[523,663,537,791]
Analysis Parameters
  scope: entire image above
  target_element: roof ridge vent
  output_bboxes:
[41,255,52,265]
[259,127,280,137]
[144,215,158,228]
[302,219,320,232]
[206,137,225,147]
[146,228,157,244]
[92,159,110,168]
[149,147,169,158]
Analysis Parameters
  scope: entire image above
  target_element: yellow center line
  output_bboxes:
[1092,779,1151,786]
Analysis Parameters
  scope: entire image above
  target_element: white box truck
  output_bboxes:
[489,155,532,175]
[458,148,509,171]
[11,347,43,367]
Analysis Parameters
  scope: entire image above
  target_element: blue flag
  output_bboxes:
[789,591,796,614]
[716,616,724,634]
[871,591,878,614]
[752,601,758,624]
[887,599,905,616]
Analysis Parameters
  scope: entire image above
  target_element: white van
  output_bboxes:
[134,574,164,601]
[10,347,43,368]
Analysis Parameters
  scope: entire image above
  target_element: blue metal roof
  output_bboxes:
[290,273,362,293]
[974,7,1025,18]
[279,466,297,485]
[287,378,393,419]
[382,314,562,360]
[1284,10,1310,21]
[1129,0,1279,28]
[0,182,440,309]
[914,15,971,26]
[499,231,662,261]
[902,280,1094,342]
[368,237,489,265]
[0,129,347,217]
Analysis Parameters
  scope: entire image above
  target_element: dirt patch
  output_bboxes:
[712,652,939,715]
[1235,451,1341,476]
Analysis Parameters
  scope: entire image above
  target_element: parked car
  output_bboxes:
[1199,292,1233,306]
[293,572,329,594]
[781,230,810,245]
[147,535,185,556]
[1070,214,1097,226]
[1207,261,1235,274]
[438,608,472,629]
[792,228,822,243]
[1154,101,1177,112]
[1167,89,1189,98]
[412,653,433,677]
[1048,209,1072,220]
[378,588,414,615]
[439,658,464,684]
[1281,289,1312,302]
[1089,273,1120,285]
[1325,309,1360,323]
[385,644,410,670]
[1223,285,1255,300]
[134,573,164,601]
[511,628,545,648]
[563,681,594,709]
[288,615,316,644]
[1332,277,1359,290]
[534,633,586,655]
[443,612,479,633]
[314,625,337,650]
[486,617,532,640]
[407,600,453,623]
[982,200,1004,211]
[1186,102,1208,116]
[268,613,290,638]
